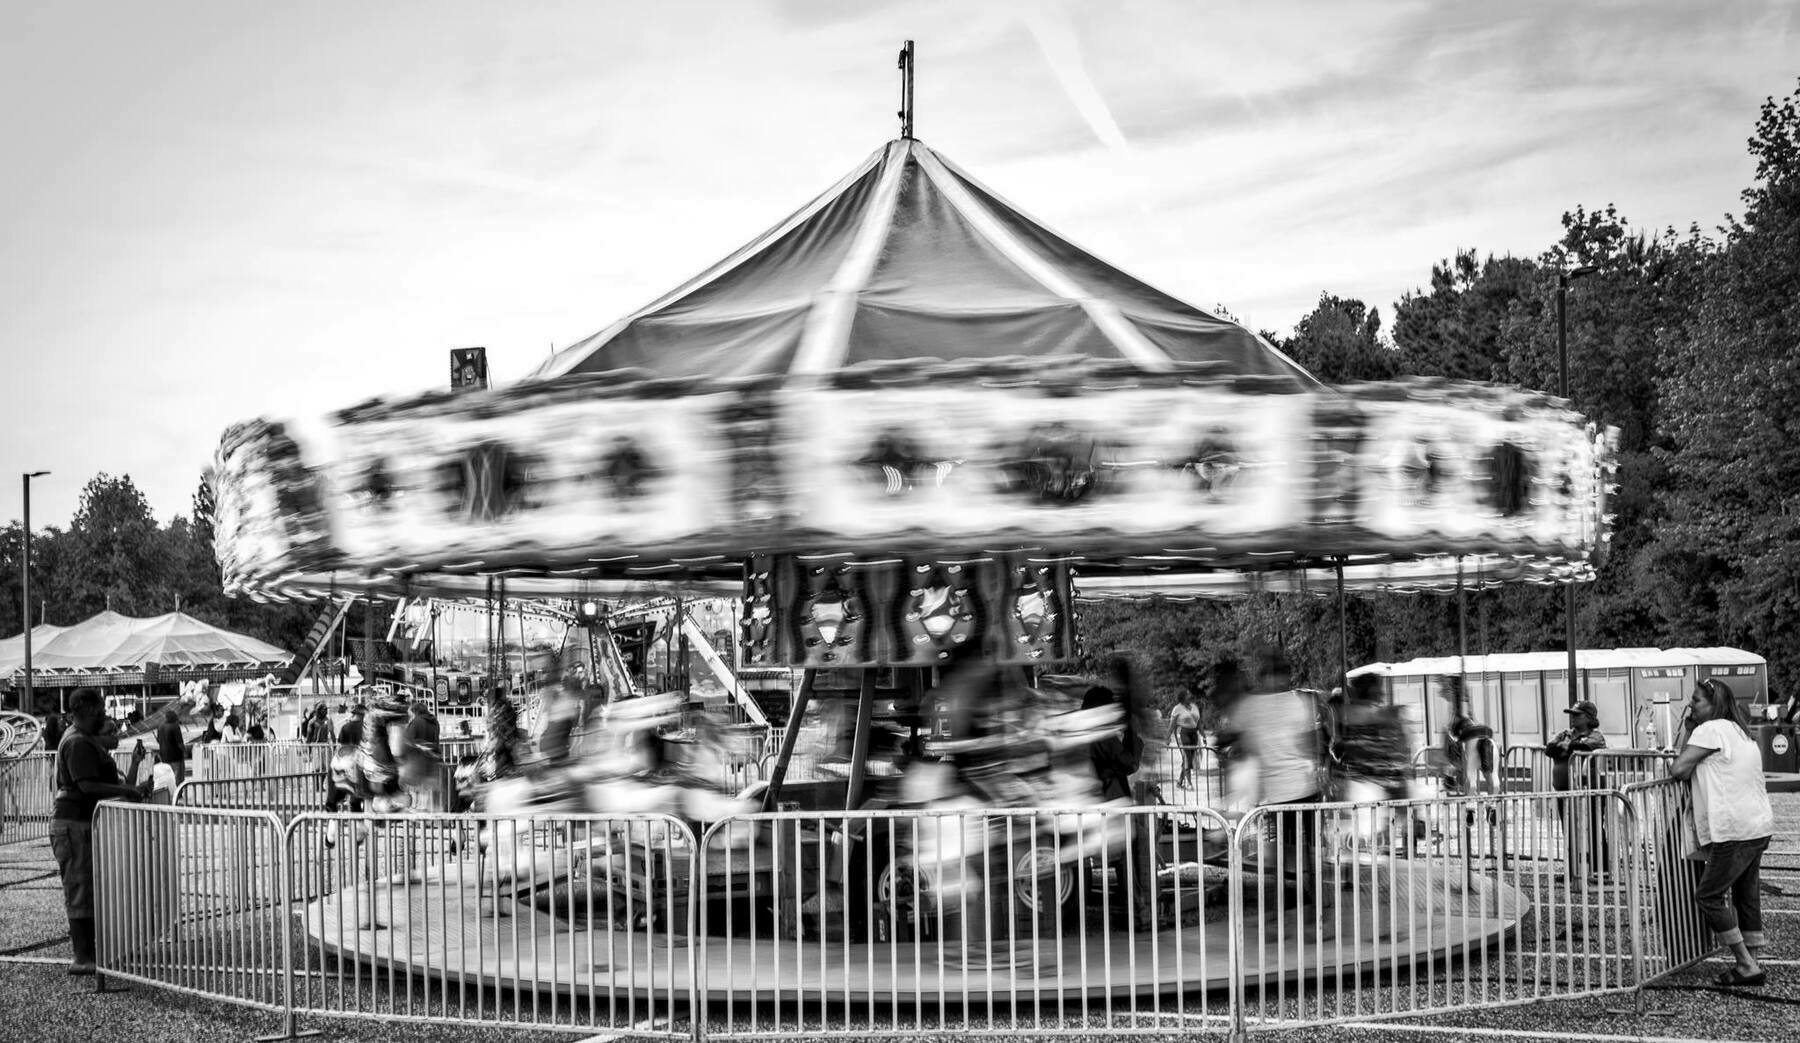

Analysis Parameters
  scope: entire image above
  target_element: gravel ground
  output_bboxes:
[2,794,1796,1043]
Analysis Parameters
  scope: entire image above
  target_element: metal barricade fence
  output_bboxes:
[176,772,330,819]
[1144,741,1224,808]
[92,802,289,1011]
[696,803,1236,1039]
[1575,749,1674,791]
[87,790,1699,1039]
[1503,745,1553,793]
[1618,779,1714,990]
[1,752,54,846]
[194,742,334,781]
[283,811,697,1039]
[1230,789,1641,1034]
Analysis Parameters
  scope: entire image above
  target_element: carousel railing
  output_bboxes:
[192,741,335,781]
[0,752,54,845]
[95,783,1699,1040]
[175,772,330,819]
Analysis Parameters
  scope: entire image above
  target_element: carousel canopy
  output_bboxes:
[211,137,1617,615]
[0,611,291,679]
[533,138,1320,388]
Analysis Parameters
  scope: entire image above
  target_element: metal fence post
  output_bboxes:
[1226,810,1249,1043]
[254,817,321,1041]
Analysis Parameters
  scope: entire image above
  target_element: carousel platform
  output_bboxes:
[298,853,1531,1003]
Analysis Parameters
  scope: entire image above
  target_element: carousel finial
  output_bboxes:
[897,40,915,139]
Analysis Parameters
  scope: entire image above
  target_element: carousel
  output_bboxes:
[208,88,1613,1007]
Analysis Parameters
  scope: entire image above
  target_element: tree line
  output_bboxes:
[6,82,1798,723]
[1091,82,1800,718]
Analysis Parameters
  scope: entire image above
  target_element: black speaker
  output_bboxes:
[451,347,489,390]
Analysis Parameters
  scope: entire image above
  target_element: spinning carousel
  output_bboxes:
[210,110,1612,1003]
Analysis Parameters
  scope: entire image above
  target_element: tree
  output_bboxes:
[1278,294,1398,382]
[61,474,164,618]
[1392,250,1544,381]
[1648,79,1800,683]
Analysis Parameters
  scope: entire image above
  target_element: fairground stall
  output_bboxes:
[93,124,1659,1042]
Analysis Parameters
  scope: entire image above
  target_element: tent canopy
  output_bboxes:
[535,138,1319,389]
[0,611,291,678]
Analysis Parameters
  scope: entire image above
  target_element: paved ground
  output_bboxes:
[1,795,1796,1043]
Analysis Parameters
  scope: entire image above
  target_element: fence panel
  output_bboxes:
[92,802,288,1011]
[1619,779,1714,985]
[176,772,330,819]
[0,753,54,846]
[1502,745,1553,793]
[284,811,697,1039]
[699,803,1237,1039]
[1143,741,1225,809]
[1575,749,1674,791]
[1229,790,1640,1034]
[193,742,335,781]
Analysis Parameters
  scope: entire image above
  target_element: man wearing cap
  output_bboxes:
[1547,700,1610,887]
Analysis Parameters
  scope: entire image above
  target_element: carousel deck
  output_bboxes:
[298,855,1530,1003]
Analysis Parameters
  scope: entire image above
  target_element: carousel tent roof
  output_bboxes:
[534,137,1320,389]
[0,611,291,677]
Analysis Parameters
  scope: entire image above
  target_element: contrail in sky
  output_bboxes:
[1019,7,1133,154]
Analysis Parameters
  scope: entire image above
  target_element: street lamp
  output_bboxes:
[1557,266,1598,706]
[20,471,49,718]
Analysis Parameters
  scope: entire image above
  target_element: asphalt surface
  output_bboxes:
[1,795,1796,1043]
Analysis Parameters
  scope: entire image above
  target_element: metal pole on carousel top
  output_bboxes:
[1558,263,1598,707]
[21,471,49,717]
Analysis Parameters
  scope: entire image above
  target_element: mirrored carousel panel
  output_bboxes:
[211,366,1617,605]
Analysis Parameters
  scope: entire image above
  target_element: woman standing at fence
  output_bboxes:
[1669,677,1774,987]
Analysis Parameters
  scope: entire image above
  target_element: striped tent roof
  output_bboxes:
[533,138,1318,389]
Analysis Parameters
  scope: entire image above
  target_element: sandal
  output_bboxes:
[1715,968,1766,987]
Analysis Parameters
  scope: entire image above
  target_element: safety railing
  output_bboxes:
[193,742,334,781]
[1618,778,1714,990]
[1232,789,1639,1033]
[92,802,290,1011]
[696,803,1235,1038]
[1144,741,1224,808]
[0,752,54,845]
[90,788,1693,1040]
[1574,749,1675,791]
[283,811,698,1039]
[1502,744,1553,793]
[175,772,329,819]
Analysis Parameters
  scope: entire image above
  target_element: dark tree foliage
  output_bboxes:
[1274,294,1398,382]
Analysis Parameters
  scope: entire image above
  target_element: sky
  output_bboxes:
[2,0,1797,530]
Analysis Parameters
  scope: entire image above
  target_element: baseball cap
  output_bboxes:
[1563,700,1599,719]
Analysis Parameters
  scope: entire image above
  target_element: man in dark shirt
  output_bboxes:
[52,688,149,975]
[155,708,187,784]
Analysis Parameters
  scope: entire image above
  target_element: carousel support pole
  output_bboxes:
[843,669,877,813]
[1335,560,1349,686]
[761,670,816,812]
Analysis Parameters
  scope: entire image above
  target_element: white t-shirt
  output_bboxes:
[1687,719,1774,845]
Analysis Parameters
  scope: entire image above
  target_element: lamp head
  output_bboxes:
[25,470,49,479]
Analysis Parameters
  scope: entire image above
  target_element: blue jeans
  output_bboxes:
[1694,835,1769,947]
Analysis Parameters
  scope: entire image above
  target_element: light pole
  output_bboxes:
[21,471,49,717]
[1557,266,1597,706]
